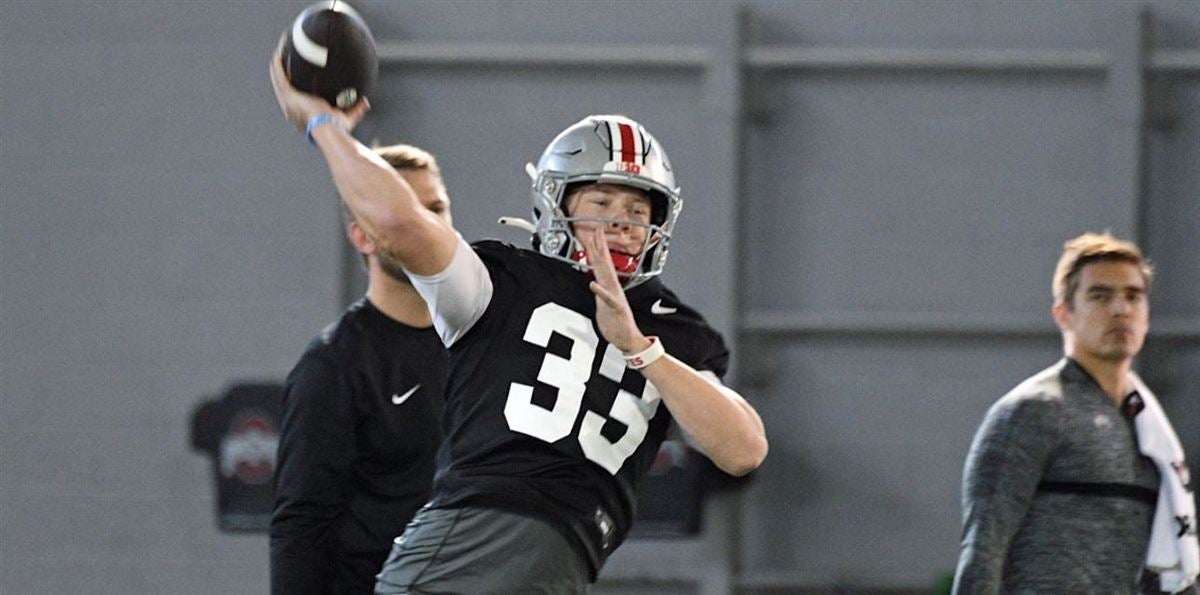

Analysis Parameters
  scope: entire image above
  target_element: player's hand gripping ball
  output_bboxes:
[282,1,377,109]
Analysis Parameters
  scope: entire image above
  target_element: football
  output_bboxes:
[282,1,378,109]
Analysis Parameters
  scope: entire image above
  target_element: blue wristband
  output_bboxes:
[305,114,339,145]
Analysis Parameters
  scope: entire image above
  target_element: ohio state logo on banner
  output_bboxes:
[219,411,278,485]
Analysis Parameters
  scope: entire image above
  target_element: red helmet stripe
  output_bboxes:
[617,123,637,163]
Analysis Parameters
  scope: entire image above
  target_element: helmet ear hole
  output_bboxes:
[546,231,567,255]
[649,191,669,227]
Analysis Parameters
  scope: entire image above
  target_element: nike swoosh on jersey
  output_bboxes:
[651,299,677,315]
[391,384,421,406]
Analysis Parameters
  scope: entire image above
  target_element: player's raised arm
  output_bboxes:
[268,40,457,277]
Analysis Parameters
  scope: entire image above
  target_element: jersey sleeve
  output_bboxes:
[269,351,356,595]
[407,233,494,348]
[952,395,1062,594]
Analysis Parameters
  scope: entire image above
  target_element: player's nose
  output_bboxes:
[607,217,631,231]
[1111,299,1130,315]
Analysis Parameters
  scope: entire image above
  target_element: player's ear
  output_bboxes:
[1051,300,1070,330]
[347,220,375,255]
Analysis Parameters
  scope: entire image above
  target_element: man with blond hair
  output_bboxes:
[270,144,453,595]
[953,232,1197,594]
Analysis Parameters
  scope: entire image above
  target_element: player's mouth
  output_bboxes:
[600,235,637,255]
[608,250,640,276]
[569,245,641,276]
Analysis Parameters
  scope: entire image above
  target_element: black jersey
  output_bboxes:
[270,299,447,595]
[429,241,729,578]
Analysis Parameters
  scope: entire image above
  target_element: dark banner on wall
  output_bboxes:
[188,383,283,532]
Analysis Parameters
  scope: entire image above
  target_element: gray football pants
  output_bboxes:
[375,506,591,594]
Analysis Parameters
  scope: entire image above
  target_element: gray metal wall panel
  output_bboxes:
[1150,1,1200,49]
[740,337,1062,584]
[1147,79,1200,317]
[748,0,1119,49]
[1,2,334,594]
[361,0,726,45]
[743,73,1115,316]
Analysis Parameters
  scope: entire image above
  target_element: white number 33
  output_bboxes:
[504,302,662,474]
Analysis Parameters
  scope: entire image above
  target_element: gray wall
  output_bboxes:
[1,1,1196,594]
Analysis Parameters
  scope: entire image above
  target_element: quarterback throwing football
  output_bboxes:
[270,44,767,594]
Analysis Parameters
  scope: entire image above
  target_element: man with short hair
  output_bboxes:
[269,42,768,594]
[953,232,1197,594]
[269,144,453,595]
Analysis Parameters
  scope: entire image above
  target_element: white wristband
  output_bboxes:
[623,336,664,369]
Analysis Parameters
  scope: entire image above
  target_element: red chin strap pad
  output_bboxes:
[571,250,640,277]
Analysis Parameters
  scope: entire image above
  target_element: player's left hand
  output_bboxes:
[268,34,369,134]
[583,230,653,355]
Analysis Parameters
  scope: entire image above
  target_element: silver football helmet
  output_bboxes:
[525,115,683,288]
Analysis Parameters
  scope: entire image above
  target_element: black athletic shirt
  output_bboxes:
[428,241,729,578]
[270,299,447,595]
